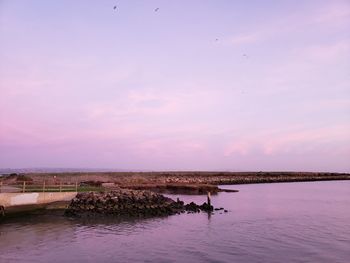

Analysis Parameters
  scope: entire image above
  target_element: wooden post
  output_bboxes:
[59,182,62,192]
[0,181,2,193]
[75,181,78,192]
[22,181,26,193]
[43,181,46,192]
[207,191,211,207]
[0,205,5,217]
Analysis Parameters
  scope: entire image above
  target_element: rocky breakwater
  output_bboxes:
[65,189,215,218]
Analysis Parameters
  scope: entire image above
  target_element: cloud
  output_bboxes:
[224,141,253,156]
[224,1,350,47]
[224,125,350,157]
[85,87,220,123]
[302,40,350,62]
[85,90,184,121]
[311,1,350,25]
[226,32,262,45]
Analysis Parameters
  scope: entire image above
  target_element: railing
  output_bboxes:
[0,181,78,193]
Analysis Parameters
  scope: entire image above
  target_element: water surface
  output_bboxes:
[1,181,349,262]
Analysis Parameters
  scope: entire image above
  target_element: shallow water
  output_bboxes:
[1,181,349,263]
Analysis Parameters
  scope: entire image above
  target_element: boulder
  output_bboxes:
[65,189,221,218]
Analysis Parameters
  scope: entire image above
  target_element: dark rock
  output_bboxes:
[199,202,214,212]
[65,189,225,219]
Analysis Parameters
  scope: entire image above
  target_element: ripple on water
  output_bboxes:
[1,181,350,263]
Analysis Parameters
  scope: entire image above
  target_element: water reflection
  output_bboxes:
[1,181,349,263]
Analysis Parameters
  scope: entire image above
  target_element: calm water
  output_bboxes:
[1,181,349,263]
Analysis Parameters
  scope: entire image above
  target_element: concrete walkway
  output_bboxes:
[0,192,77,215]
[0,186,21,193]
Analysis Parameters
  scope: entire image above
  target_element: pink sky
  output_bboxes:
[0,1,349,172]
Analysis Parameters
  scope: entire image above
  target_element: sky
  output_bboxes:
[0,0,349,172]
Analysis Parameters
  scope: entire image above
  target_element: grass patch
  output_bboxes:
[13,185,105,193]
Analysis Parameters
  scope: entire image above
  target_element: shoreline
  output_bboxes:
[1,176,349,219]
[1,172,349,196]
[1,171,349,186]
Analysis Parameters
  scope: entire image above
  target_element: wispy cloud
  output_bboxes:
[226,32,262,45]
[301,40,350,61]
[224,1,350,47]
[224,125,350,157]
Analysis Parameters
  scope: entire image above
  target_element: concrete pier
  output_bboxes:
[0,192,77,215]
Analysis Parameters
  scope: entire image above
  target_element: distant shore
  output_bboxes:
[1,171,349,195]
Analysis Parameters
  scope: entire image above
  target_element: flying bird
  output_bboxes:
[113,5,117,10]
[155,8,159,12]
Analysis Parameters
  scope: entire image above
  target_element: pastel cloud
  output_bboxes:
[226,32,262,46]
[224,125,350,157]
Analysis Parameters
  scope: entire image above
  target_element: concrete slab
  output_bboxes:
[0,192,77,212]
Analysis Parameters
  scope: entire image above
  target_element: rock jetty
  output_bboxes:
[65,189,214,218]
[11,171,349,188]
[119,183,224,195]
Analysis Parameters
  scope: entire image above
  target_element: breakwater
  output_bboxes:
[119,183,226,194]
[5,171,348,187]
[65,189,214,218]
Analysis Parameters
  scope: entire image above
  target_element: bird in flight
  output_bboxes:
[215,38,219,41]
[113,5,117,10]
[155,8,159,12]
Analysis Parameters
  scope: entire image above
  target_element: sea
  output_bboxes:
[0,181,349,263]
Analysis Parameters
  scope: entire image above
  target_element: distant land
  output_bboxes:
[0,167,257,175]
[1,168,349,176]
[0,167,142,175]
[1,170,349,190]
